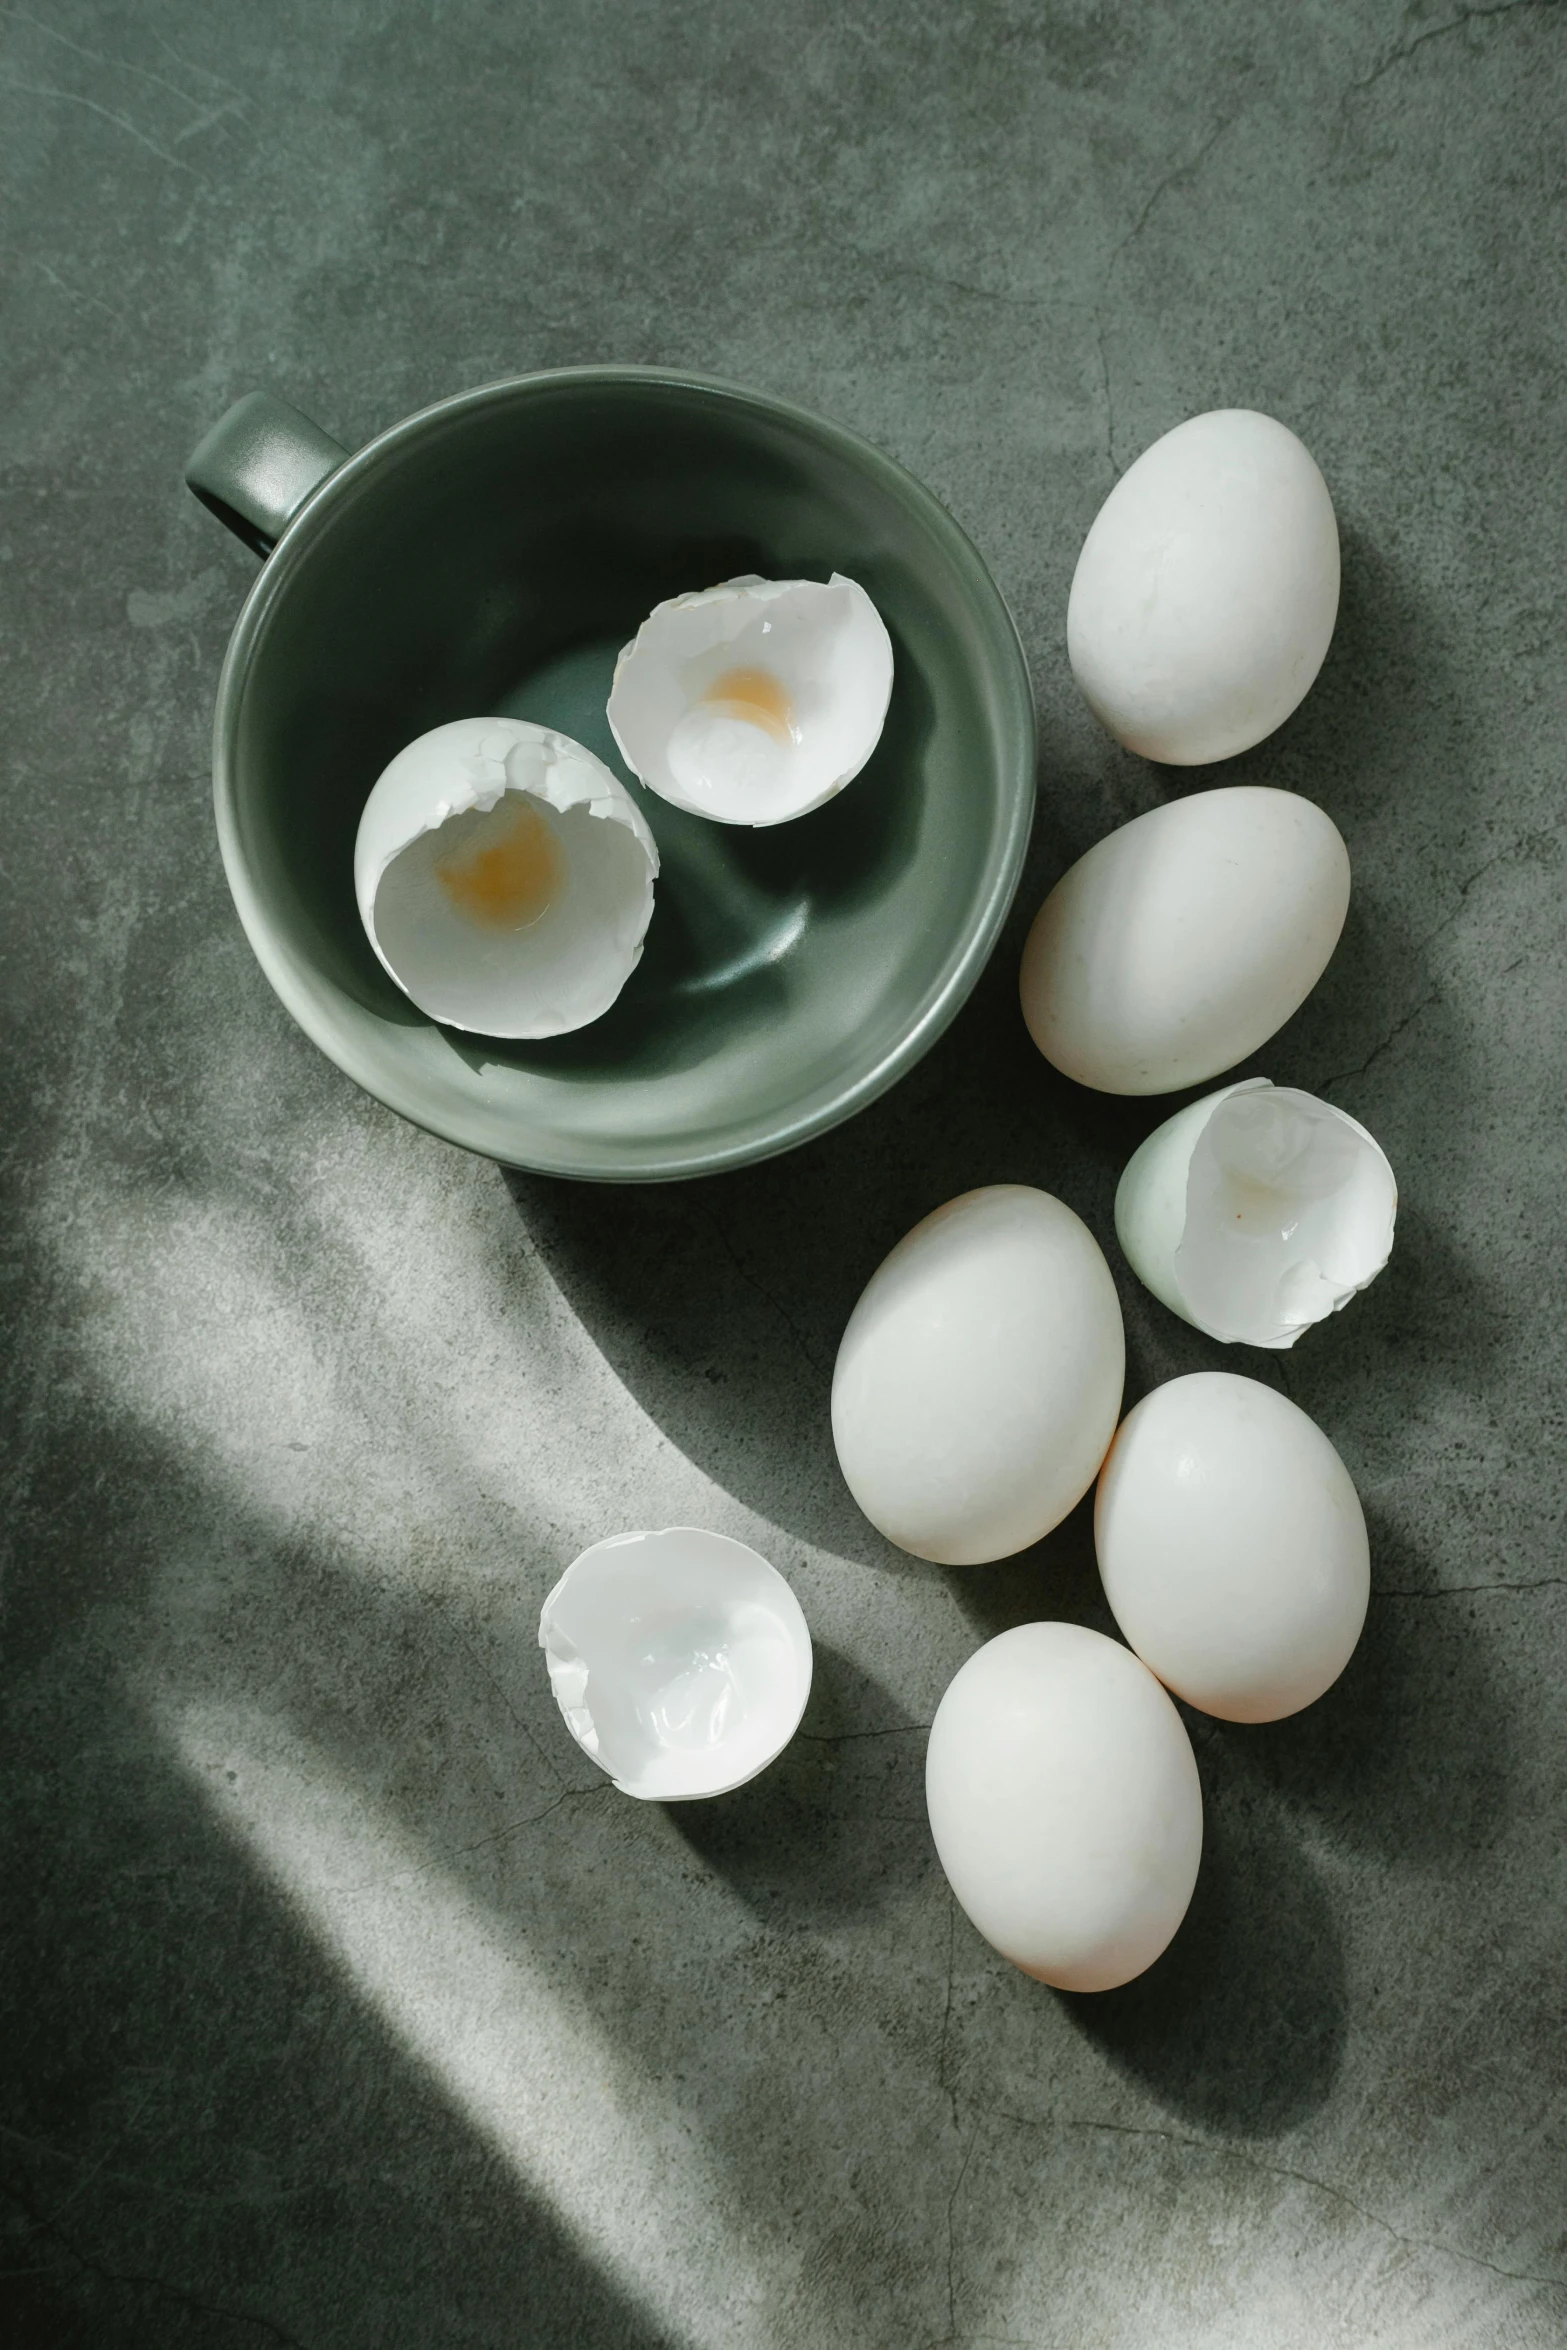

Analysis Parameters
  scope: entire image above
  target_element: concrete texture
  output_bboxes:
[2,1,1564,2343]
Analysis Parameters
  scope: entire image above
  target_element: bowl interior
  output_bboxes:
[224,373,1034,1177]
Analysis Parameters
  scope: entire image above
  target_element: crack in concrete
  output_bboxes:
[460,1632,569,1788]
[328,1782,611,1896]
[943,2115,980,2346]
[0,73,197,172]
[151,30,251,105]
[1093,112,1237,479]
[938,1902,958,2120]
[1112,113,1239,278]
[798,1722,930,1746]
[708,1213,828,1376]
[35,258,125,325]
[1048,2116,1567,2292]
[442,1782,611,1861]
[1318,988,1441,1093]
[1379,1578,1564,1597]
[1094,318,1118,481]
[1347,0,1557,99]
[8,6,218,114]
[854,248,1049,314]
[1321,816,1563,1093]
[911,1908,980,2350]
[1412,817,1567,963]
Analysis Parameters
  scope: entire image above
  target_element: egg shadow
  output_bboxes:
[660,1644,930,1928]
[1207,1502,1517,1871]
[935,1490,1110,1646]
[1059,1730,1348,2137]
[938,1506,1349,2135]
[1141,525,1460,826]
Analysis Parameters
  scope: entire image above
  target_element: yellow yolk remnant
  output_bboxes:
[436,796,565,930]
[699,666,796,745]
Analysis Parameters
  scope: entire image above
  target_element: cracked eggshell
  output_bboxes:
[1114,1078,1397,1348]
[1019,785,1351,1094]
[925,1622,1203,1991]
[354,717,658,1038]
[537,1528,812,1801]
[606,573,893,826]
[832,1186,1125,1566]
[1096,1373,1370,1722]
[1068,409,1340,764]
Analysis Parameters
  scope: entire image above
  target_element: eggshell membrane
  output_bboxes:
[1115,1079,1398,1347]
[354,717,658,1039]
[925,1622,1203,1991]
[1067,408,1340,765]
[537,1528,813,1801]
[1095,1373,1370,1722]
[607,573,893,826]
[1018,785,1350,1095]
[831,1186,1125,1566]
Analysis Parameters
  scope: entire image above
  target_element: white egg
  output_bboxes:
[354,717,658,1037]
[1068,409,1340,764]
[1115,1078,1397,1348]
[1096,1373,1370,1722]
[606,573,893,826]
[537,1528,813,1801]
[831,1186,1124,1566]
[926,1622,1203,1990]
[1018,785,1350,1094]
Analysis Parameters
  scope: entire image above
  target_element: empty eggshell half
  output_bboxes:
[1096,1373,1370,1722]
[537,1528,813,1801]
[354,717,658,1037]
[606,573,893,825]
[1115,1078,1397,1348]
[1067,408,1340,765]
[1019,785,1351,1095]
[925,1621,1203,1991]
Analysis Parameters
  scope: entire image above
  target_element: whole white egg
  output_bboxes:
[1068,409,1340,765]
[925,1622,1203,1991]
[831,1186,1124,1565]
[1018,784,1350,1094]
[1095,1372,1370,1722]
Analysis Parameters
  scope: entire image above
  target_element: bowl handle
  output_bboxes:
[184,390,348,558]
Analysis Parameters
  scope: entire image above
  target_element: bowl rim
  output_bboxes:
[211,364,1037,1182]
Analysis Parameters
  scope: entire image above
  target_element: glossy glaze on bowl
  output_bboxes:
[212,369,1036,1179]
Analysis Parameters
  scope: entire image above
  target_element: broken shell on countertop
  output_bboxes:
[1114,1078,1397,1349]
[538,1528,813,1800]
[606,573,893,826]
[354,717,658,1038]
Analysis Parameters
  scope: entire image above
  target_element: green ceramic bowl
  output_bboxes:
[188,369,1036,1181]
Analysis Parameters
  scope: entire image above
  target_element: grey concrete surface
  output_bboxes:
[2,2,1564,2344]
